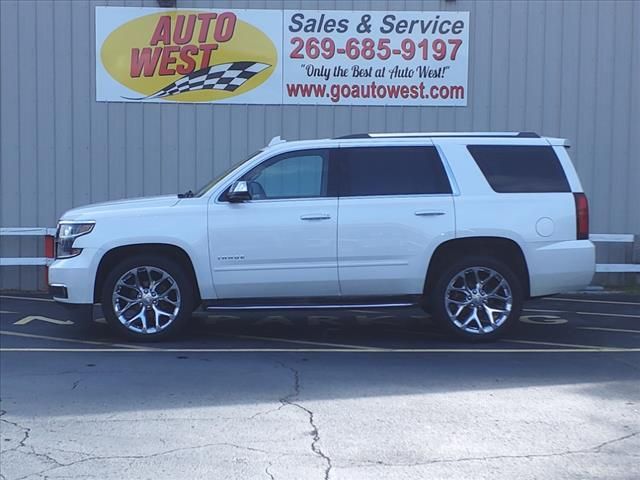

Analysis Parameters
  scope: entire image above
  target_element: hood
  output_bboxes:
[60,195,181,221]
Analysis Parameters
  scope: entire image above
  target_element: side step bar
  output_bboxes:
[205,302,415,311]
[203,295,422,311]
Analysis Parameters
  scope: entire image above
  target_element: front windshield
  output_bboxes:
[195,149,263,197]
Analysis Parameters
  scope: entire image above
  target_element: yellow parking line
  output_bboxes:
[0,330,153,350]
[216,332,379,350]
[546,297,640,306]
[1,347,639,353]
[576,311,640,319]
[578,326,640,334]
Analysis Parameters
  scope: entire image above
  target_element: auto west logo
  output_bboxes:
[100,11,276,102]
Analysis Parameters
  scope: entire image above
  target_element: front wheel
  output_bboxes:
[101,255,194,341]
[428,256,523,341]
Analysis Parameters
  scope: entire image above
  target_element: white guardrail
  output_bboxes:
[0,228,639,272]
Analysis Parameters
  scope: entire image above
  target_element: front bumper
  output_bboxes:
[48,247,102,304]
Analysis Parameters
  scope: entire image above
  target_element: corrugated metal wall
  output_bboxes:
[1,0,639,290]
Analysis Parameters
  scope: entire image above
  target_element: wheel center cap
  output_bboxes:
[141,292,154,306]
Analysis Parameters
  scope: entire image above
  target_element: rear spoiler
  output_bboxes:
[545,137,571,148]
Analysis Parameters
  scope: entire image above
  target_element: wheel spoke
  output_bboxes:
[116,300,140,315]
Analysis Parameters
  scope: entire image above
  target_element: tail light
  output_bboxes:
[574,193,589,240]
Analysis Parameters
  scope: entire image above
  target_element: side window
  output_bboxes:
[467,145,571,193]
[243,149,328,199]
[337,146,452,197]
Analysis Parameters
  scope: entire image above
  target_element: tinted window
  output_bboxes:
[243,150,328,199]
[467,145,570,193]
[336,146,452,197]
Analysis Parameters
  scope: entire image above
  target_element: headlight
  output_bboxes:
[56,222,95,259]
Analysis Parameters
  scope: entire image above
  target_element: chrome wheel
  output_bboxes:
[444,266,512,335]
[111,266,181,334]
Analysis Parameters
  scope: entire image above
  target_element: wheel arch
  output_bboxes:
[94,243,201,305]
[424,236,531,301]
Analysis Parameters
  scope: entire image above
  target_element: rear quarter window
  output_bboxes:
[467,145,570,193]
[336,146,452,197]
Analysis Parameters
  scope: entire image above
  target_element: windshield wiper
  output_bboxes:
[177,190,194,198]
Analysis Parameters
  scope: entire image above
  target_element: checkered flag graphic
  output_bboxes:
[124,61,271,100]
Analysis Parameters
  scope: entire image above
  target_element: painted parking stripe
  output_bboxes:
[2,347,639,353]
[576,311,640,319]
[523,308,566,313]
[0,330,154,350]
[501,339,610,350]
[546,297,640,306]
[0,295,55,302]
[577,326,640,334]
[216,332,379,350]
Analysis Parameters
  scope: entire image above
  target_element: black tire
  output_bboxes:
[427,256,523,342]
[101,255,195,341]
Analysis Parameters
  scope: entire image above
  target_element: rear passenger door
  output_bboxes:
[335,143,456,296]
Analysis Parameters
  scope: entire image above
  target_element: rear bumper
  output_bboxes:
[527,240,595,297]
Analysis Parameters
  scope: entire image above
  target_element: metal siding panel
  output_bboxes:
[125,104,145,197]
[0,0,21,289]
[592,2,616,235]
[177,104,197,193]
[160,105,179,194]
[506,1,527,129]
[608,1,634,234]
[195,105,215,190]
[541,1,563,136]
[142,104,163,196]
[629,1,640,234]
[524,0,545,132]
[18,1,39,290]
[489,1,510,130]
[108,103,127,199]
[469,1,491,131]
[574,1,599,227]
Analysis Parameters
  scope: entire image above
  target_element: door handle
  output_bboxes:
[415,210,446,216]
[300,213,331,220]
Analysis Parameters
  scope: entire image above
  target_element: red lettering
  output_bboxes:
[198,44,218,69]
[158,46,180,75]
[173,14,196,45]
[177,45,198,75]
[130,47,162,77]
[197,13,217,43]
[150,16,171,46]
[214,12,236,42]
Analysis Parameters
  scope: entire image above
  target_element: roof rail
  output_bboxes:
[335,132,540,139]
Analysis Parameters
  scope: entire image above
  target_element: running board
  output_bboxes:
[202,295,421,311]
[205,302,415,311]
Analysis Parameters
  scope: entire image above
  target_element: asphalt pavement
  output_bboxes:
[1,293,639,479]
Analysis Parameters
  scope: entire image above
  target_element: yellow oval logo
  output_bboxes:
[101,10,277,102]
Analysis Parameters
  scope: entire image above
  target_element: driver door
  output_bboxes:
[207,149,339,299]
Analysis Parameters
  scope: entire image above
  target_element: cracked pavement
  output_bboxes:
[1,293,640,479]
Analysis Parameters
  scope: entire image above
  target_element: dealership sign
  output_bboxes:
[96,7,469,106]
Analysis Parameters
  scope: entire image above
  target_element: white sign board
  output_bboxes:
[96,7,469,106]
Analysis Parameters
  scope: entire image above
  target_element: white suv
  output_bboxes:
[49,132,595,341]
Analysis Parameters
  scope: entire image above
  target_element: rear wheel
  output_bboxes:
[428,256,523,341]
[101,255,194,341]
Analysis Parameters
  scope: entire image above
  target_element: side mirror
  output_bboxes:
[227,181,252,203]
